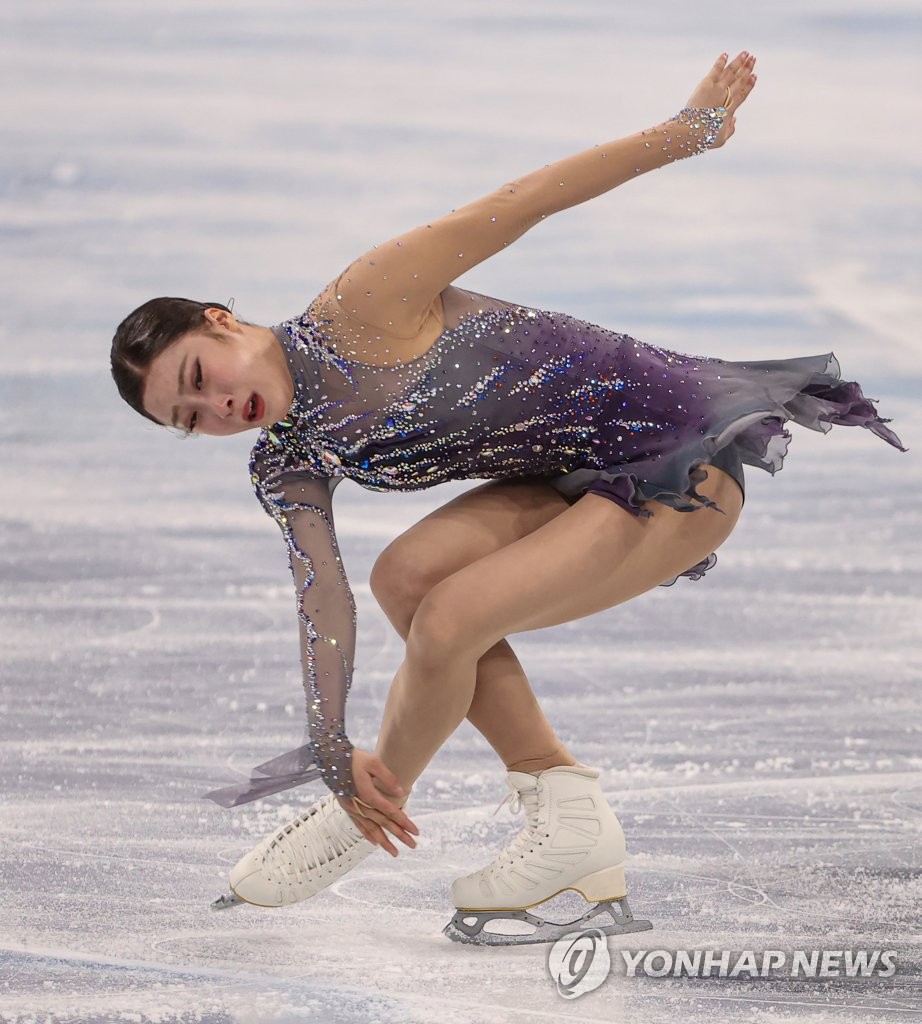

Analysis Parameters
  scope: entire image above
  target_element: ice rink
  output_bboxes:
[2,0,921,1021]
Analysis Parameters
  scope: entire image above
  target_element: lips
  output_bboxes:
[245,392,265,423]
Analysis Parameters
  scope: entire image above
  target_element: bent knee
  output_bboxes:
[405,584,485,664]
[369,546,435,625]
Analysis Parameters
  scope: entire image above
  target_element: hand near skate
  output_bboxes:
[684,50,758,149]
[337,748,419,857]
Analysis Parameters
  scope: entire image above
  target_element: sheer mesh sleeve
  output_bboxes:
[260,467,357,798]
[204,443,359,806]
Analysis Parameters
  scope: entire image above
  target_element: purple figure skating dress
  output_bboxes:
[206,283,907,808]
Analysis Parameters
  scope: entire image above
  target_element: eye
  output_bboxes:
[194,359,203,390]
[189,411,198,433]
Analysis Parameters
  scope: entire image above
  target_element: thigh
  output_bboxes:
[370,477,572,612]
[409,462,745,657]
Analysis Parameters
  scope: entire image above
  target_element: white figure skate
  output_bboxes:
[211,792,376,909]
[444,764,653,945]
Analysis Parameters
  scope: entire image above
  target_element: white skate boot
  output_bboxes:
[444,764,652,945]
[211,792,376,909]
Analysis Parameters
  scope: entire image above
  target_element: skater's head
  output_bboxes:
[111,297,293,436]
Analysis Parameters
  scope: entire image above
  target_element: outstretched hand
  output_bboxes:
[337,748,419,857]
[685,51,758,149]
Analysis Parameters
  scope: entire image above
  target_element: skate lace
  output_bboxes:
[265,795,361,884]
[489,780,547,871]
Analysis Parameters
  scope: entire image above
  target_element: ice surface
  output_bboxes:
[1,1,920,1021]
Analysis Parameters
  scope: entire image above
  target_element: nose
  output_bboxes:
[210,393,234,418]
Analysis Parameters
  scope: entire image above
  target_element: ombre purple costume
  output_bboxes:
[206,287,907,808]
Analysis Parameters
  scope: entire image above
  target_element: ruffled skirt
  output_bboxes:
[546,352,907,586]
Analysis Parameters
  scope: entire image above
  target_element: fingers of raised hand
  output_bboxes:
[726,51,753,75]
[737,54,756,86]
[731,73,757,110]
[724,53,757,108]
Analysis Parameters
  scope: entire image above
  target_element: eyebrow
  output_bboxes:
[170,354,188,428]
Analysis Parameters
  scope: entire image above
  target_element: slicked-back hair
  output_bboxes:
[110,297,232,424]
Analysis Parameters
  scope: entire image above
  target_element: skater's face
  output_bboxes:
[142,309,294,436]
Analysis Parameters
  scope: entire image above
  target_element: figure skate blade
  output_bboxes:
[442,896,653,946]
[210,891,246,910]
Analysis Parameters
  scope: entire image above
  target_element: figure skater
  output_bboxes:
[110,52,907,944]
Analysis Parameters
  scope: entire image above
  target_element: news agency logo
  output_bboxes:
[547,938,898,997]
[546,929,610,998]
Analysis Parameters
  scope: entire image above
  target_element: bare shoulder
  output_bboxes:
[307,277,446,368]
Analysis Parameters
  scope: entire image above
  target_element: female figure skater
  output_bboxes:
[111,52,906,944]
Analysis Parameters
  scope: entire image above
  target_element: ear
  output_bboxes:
[203,306,238,332]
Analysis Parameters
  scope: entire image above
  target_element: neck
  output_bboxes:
[249,322,295,411]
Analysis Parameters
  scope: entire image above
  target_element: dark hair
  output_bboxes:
[110,297,232,424]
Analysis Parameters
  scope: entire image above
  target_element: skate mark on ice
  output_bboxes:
[7,839,196,872]
[149,929,338,966]
[329,865,450,915]
[890,785,922,817]
[649,792,786,916]
[1,944,410,1019]
[0,598,160,649]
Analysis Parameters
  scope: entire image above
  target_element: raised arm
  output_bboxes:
[328,52,757,337]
